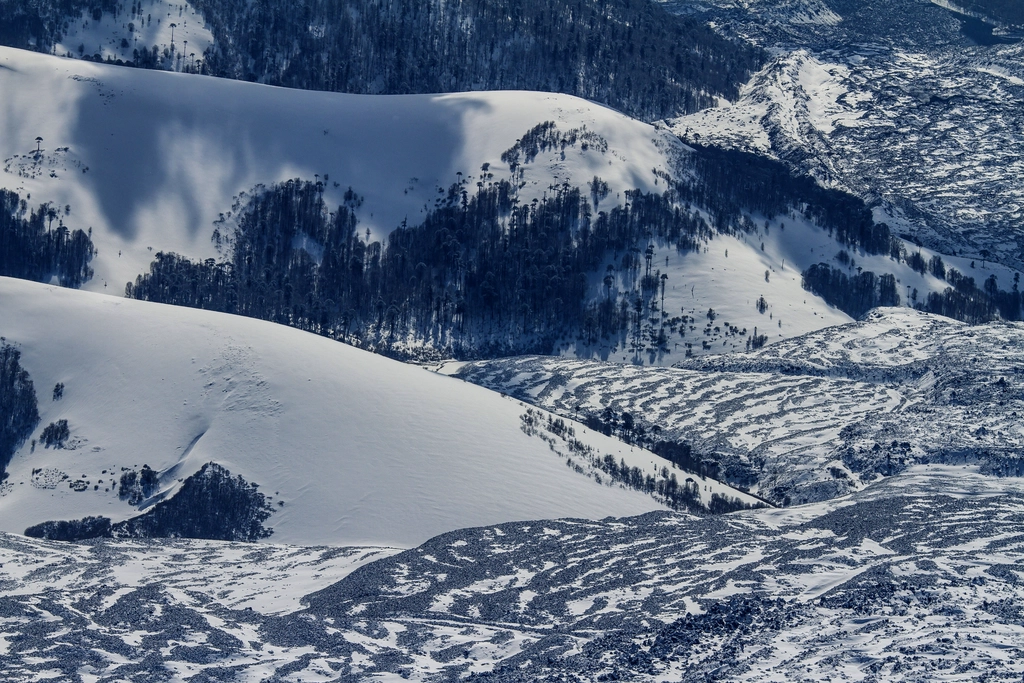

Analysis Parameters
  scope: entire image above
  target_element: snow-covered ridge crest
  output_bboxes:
[0,45,672,296]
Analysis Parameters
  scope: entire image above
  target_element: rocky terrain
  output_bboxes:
[453,308,1024,505]
[668,0,1024,270]
[2,467,1024,681]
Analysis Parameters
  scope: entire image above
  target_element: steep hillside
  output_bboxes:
[4,46,1018,366]
[667,0,1024,273]
[0,0,764,121]
[0,276,696,546]
[0,46,671,295]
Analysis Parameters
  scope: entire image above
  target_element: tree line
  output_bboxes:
[0,340,39,481]
[801,264,901,319]
[802,255,1022,324]
[682,145,899,255]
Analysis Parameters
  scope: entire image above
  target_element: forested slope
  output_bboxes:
[0,0,764,121]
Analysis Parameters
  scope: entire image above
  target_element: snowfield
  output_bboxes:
[0,276,675,546]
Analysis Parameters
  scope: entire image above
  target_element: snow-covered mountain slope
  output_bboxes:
[0,46,668,294]
[568,205,1018,364]
[5,45,1014,368]
[0,276,683,546]
[0,44,924,364]
[5,466,1024,681]
[667,0,1024,271]
[452,307,1024,505]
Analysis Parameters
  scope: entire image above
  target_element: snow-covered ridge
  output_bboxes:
[0,45,670,296]
[0,43,929,365]
[0,276,675,546]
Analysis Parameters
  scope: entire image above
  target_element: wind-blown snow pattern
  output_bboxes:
[0,276,671,546]
[453,307,1024,506]
[3,467,1024,681]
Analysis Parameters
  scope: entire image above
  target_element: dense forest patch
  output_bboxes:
[0,340,39,481]
[0,0,764,122]
[1,190,94,288]
[24,463,275,541]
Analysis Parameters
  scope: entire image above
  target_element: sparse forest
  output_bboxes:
[124,120,1023,359]
[127,171,714,358]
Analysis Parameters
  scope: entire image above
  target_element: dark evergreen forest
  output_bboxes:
[802,257,1023,324]
[801,264,900,319]
[686,148,1024,324]
[922,267,1022,324]
[0,340,39,481]
[127,174,713,358]
[0,0,114,51]
[0,189,95,288]
[0,0,764,122]
[684,145,898,255]
[191,0,764,120]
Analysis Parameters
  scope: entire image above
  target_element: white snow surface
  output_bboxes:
[5,465,1024,681]
[0,46,669,296]
[0,276,667,547]
[0,534,398,616]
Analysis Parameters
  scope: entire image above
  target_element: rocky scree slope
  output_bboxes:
[668,0,1024,271]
